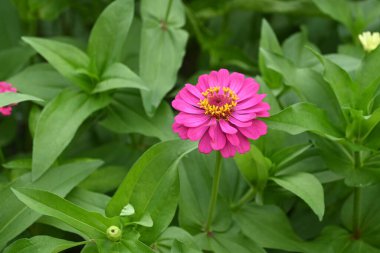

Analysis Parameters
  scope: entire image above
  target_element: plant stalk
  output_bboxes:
[231,187,256,211]
[352,151,361,239]
[205,152,223,233]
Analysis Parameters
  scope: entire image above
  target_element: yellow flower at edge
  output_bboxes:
[358,31,380,52]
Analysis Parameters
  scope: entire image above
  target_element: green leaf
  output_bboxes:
[67,188,111,215]
[264,102,343,140]
[357,46,380,89]
[234,145,270,190]
[0,0,21,50]
[260,48,346,129]
[311,0,351,30]
[271,143,313,171]
[235,204,326,253]
[8,63,70,101]
[139,0,188,116]
[0,46,35,80]
[0,92,43,107]
[92,63,147,93]
[88,0,134,75]
[3,235,85,253]
[101,92,175,141]
[155,227,201,253]
[259,19,283,88]
[12,188,116,239]
[0,159,102,250]
[271,172,325,220]
[32,89,110,180]
[106,140,197,243]
[22,37,90,90]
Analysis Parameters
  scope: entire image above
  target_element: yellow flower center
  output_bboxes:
[199,86,238,120]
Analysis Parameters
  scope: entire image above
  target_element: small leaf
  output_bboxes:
[0,92,43,107]
[120,204,135,216]
[271,172,325,220]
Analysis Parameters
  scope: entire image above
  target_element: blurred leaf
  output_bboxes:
[106,140,197,243]
[8,63,70,102]
[271,172,325,220]
[0,46,35,80]
[22,37,90,90]
[88,0,134,75]
[101,92,175,141]
[0,0,21,50]
[140,0,188,116]
[264,102,343,140]
[3,235,85,253]
[32,89,110,180]
[13,188,117,239]
[0,159,102,250]
[92,63,147,93]
[0,92,43,108]
[12,0,70,20]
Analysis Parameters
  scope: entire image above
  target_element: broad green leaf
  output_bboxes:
[4,235,85,253]
[259,19,283,88]
[260,48,346,129]
[271,143,312,171]
[264,102,343,140]
[22,37,90,90]
[0,159,102,250]
[0,46,35,80]
[92,63,147,93]
[235,204,328,253]
[88,0,134,75]
[311,0,351,30]
[0,92,43,107]
[32,89,110,180]
[106,140,197,242]
[312,50,357,110]
[67,187,111,215]
[271,172,325,220]
[234,145,270,190]
[12,188,116,239]
[155,227,201,253]
[101,92,175,141]
[313,226,380,253]
[2,158,31,170]
[357,46,380,89]
[8,63,70,101]
[195,231,265,253]
[140,0,188,116]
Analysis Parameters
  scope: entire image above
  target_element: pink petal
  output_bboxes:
[228,72,245,94]
[220,142,237,158]
[229,117,252,127]
[236,133,251,154]
[175,113,210,127]
[235,94,266,110]
[179,87,200,105]
[199,132,213,154]
[0,107,12,116]
[256,111,270,117]
[219,119,237,134]
[227,133,240,146]
[237,78,260,102]
[172,122,188,140]
[231,112,256,122]
[239,120,267,140]
[208,71,219,87]
[209,122,226,150]
[217,69,230,87]
[185,84,203,99]
[172,99,204,114]
[197,74,210,91]
[187,124,209,141]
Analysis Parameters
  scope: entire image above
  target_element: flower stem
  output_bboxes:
[352,151,362,239]
[205,152,223,233]
[164,0,174,24]
[231,187,256,211]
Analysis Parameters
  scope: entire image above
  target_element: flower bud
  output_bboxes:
[106,225,122,241]
[358,31,380,52]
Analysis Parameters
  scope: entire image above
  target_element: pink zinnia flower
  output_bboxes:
[0,82,17,116]
[172,69,270,158]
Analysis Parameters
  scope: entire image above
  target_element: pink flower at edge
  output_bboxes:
[0,81,17,116]
[172,69,270,158]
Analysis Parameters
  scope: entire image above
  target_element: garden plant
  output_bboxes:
[1,0,380,252]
